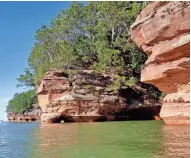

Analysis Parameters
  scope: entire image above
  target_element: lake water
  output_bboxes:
[0,121,189,158]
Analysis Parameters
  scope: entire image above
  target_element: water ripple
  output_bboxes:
[0,121,189,158]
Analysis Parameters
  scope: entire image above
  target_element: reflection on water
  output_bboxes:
[162,125,190,158]
[31,124,79,158]
[0,121,189,158]
[29,121,190,158]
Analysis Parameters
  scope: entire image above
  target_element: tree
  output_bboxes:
[17,68,35,88]
[6,90,38,113]
[17,2,155,95]
[9,2,163,116]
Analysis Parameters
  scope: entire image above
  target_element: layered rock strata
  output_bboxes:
[8,104,41,122]
[130,1,190,124]
[37,71,161,123]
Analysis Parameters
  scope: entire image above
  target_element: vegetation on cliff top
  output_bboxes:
[6,90,38,113]
[17,2,147,90]
[7,2,161,113]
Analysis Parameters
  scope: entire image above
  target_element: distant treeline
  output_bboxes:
[6,90,37,114]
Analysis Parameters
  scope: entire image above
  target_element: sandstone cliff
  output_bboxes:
[37,70,161,123]
[7,104,41,122]
[130,1,190,125]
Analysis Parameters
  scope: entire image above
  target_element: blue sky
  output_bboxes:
[0,1,76,120]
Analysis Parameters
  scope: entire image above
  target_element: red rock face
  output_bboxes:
[7,105,41,122]
[37,70,162,123]
[130,1,190,125]
[8,114,40,122]
[37,70,129,123]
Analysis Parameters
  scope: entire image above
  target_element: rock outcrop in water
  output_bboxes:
[7,104,41,122]
[37,70,161,123]
[130,1,190,125]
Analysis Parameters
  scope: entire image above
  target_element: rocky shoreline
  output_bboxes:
[37,70,161,123]
[130,1,190,125]
[7,104,41,122]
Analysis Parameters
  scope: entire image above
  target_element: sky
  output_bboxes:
[0,1,76,120]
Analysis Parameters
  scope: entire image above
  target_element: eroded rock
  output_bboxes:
[7,104,41,122]
[130,1,190,125]
[37,70,161,123]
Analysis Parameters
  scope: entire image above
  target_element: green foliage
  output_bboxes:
[6,90,38,113]
[107,75,137,94]
[85,85,94,89]
[160,92,166,100]
[17,69,35,88]
[94,91,100,97]
[147,86,162,100]
[18,2,148,94]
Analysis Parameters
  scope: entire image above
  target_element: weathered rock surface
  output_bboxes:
[130,1,190,125]
[8,104,41,122]
[37,70,161,123]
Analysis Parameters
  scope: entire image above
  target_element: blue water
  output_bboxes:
[0,121,189,158]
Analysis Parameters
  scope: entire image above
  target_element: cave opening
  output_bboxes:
[49,108,161,123]
[51,115,75,123]
[31,118,36,121]
[114,106,161,121]
[127,108,159,120]
[117,82,162,121]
